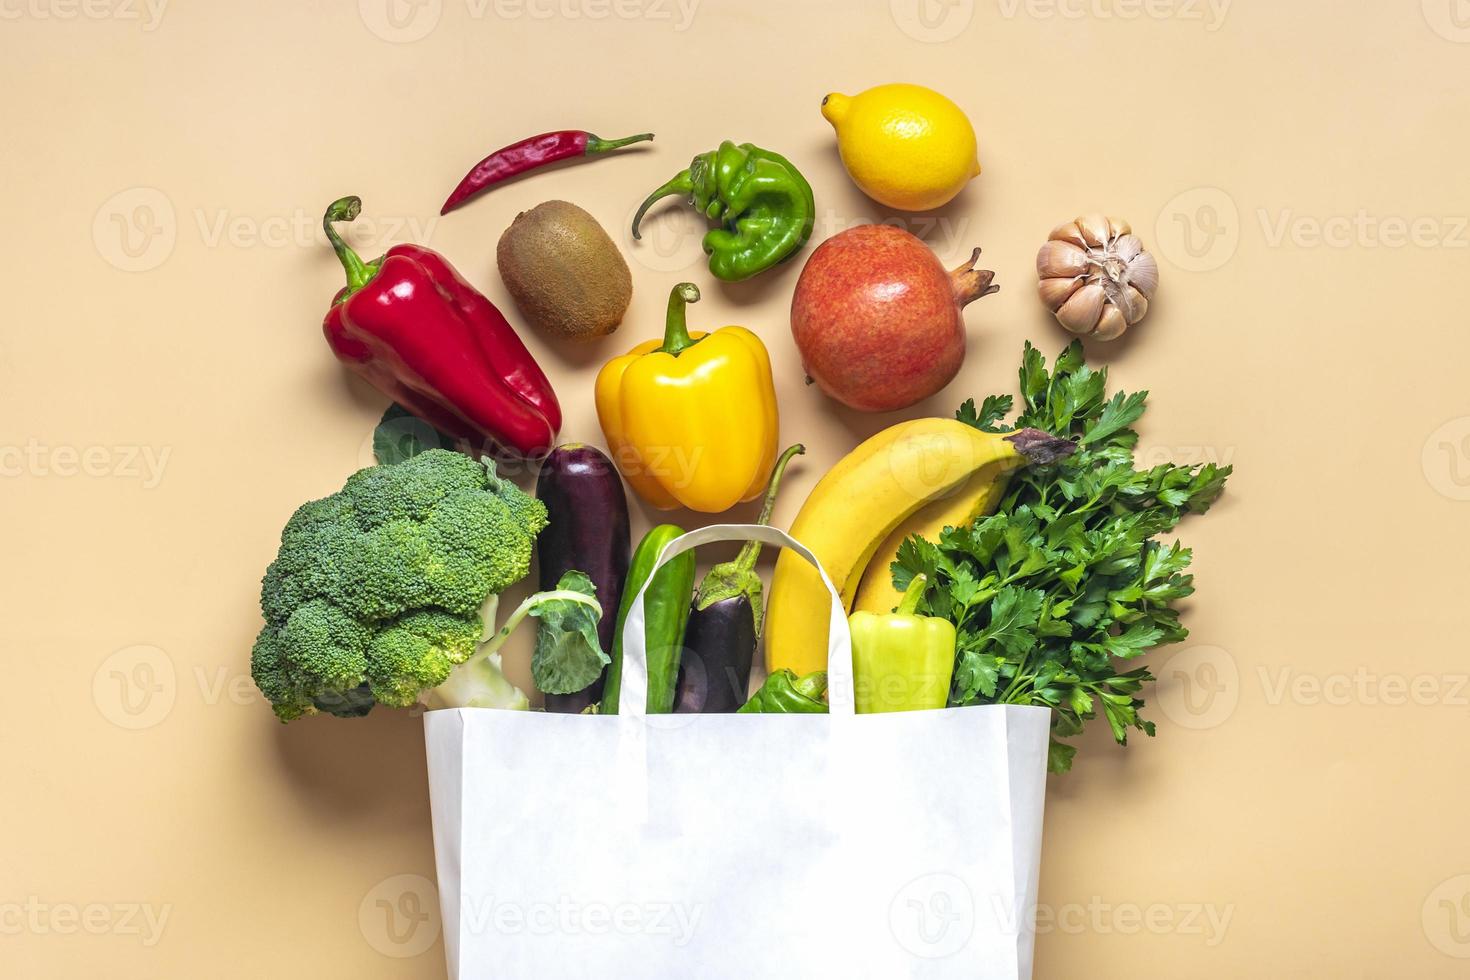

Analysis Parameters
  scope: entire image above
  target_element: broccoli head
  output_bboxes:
[250,450,547,721]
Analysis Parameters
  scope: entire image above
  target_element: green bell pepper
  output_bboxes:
[849,575,957,713]
[601,524,696,714]
[738,669,829,714]
[631,140,816,282]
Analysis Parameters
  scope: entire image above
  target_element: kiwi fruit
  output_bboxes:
[496,200,632,343]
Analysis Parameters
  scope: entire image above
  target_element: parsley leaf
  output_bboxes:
[957,395,1015,433]
[977,586,1043,658]
[1081,390,1149,446]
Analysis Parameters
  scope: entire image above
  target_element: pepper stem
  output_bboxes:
[794,670,829,701]
[323,196,374,295]
[897,575,928,616]
[730,444,806,574]
[631,171,694,240]
[659,282,703,356]
[586,131,654,155]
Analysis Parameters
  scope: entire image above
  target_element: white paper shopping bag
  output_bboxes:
[426,524,1049,979]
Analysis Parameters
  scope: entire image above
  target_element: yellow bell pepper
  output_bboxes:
[596,283,778,513]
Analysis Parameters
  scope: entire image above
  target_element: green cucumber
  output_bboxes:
[600,524,695,714]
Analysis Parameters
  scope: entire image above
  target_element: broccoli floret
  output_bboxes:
[366,610,483,708]
[250,450,548,722]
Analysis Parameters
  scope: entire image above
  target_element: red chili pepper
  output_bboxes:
[320,196,561,458]
[440,129,653,215]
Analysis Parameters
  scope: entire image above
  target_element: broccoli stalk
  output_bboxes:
[422,586,603,711]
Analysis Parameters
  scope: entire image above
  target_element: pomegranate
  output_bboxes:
[790,225,997,413]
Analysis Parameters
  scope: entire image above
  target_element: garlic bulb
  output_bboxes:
[1035,214,1159,341]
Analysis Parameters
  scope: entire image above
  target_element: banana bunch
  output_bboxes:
[765,419,1072,677]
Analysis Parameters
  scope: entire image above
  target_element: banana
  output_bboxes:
[852,466,1013,615]
[765,419,1067,677]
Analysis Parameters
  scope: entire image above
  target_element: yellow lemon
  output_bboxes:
[822,83,981,212]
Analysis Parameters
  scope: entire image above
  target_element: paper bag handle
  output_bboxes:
[616,524,854,717]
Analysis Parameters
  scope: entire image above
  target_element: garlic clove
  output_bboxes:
[1056,283,1106,334]
[1037,240,1088,278]
[1120,286,1149,324]
[1108,216,1132,239]
[1049,220,1086,248]
[1113,234,1143,262]
[1127,252,1160,298]
[1078,213,1111,247]
[1094,304,1128,341]
[1038,275,1085,311]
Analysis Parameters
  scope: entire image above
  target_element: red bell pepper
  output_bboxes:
[320,196,561,458]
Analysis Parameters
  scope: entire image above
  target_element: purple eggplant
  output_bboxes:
[536,444,630,713]
[674,595,757,713]
[672,445,804,714]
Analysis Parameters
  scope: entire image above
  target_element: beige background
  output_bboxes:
[3,0,1469,976]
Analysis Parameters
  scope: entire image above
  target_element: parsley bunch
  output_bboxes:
[892,341,1231,772]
